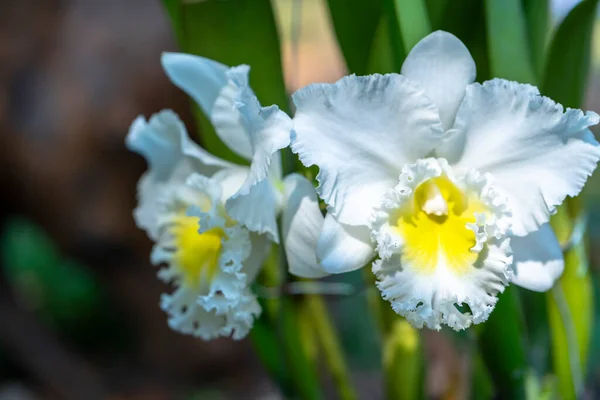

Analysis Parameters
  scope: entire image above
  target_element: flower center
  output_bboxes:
[395,176,487,274]
[170,214,226,288]
[371,158,513,330]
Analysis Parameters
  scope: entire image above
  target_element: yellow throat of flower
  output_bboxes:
[395,176,488,274]
[170,214,226,288]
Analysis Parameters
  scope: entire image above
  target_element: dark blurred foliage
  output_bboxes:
[0,1,275,398]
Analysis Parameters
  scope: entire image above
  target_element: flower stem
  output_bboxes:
[363,268,423,400]
[547,203,593,400]
[255,246,323,400]
[304,294,358,400]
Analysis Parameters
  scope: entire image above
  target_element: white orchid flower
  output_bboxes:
[161,53,291,243]
[127,110,270,340]
[290,31,600,330]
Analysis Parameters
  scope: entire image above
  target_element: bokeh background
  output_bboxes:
[0,0,599,399]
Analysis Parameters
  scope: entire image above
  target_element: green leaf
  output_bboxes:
[304,295,357,400]
[478,286,528,399]
[386,0,432,53]
[541,0,599,108]
[254,247,323,399]
[382,318,423,400]
[541,3,599,397]
[161,0,288,165]
[366,17,399,74]
[326,0,385,75]
[1,218,101,325]
[522,0,549,79]
[484,0,537,84]
[426,0,491,81]
[548,207,593,400]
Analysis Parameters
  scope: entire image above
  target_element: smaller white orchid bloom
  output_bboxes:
[160,52,323,279]
[290,31,600,330]
[127,110,269,340]
[161,53,291,242]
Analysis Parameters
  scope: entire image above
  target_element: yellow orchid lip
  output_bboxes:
[395,176,488,275]
[371,158,513,330]
[170,214,226,289]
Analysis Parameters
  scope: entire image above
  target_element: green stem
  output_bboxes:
[477,286,527,400]
[255,246,323,400]
[305,295,358,400]
[547,204,593,400]
[363,269,422,400]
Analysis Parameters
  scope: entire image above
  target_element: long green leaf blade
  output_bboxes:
[388,0,432,52]
[478,286,528,399]
[484,0,537,83]
[326,0,385,75]
[522,0,549,79]
[426,0,491,81]
[542,2,598,398]
[542,0,599,108]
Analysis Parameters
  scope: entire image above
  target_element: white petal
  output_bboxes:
[161,53,253,159]
[510,224,564,292]
[282,174,329,278]
[210,66,253,159]
[244,233,272,283]
[227,65,292,196]
[213,166,249,202]
[161,52,228,117]
[126,110,230,238]
[292,74,444,226]
[213,66,291,238]
[401,31,476,130]
[317,214,375,274]
[226,179,281,243]
[447,79,600,236]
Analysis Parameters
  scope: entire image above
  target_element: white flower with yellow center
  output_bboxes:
[127,110,269,339]
[290,31,600,330]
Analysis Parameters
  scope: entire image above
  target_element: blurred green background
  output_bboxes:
[1,0,600,399]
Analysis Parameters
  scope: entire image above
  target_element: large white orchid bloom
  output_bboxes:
[290,31,600,330]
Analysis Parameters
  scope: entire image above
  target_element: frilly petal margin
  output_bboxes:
[371,158,513,331]
[401,30,476,130]
[225,65,291,194]
[161,287,261,341]
[282,173,329,279]
[126,109,231,239]
[510,223,565,292]
[291,73,445,227]
[445,78,600,237]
